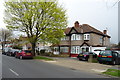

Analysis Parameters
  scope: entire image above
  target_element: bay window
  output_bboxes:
[71,46,80,54]
[60,47,69,53]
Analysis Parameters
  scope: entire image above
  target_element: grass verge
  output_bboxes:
[103,69,120,77]
[33,56,54,61]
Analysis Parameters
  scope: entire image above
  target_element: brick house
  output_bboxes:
[53,21,111,57]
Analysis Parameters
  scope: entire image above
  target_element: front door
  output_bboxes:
[53,47,59,54]
[81,46,89,52]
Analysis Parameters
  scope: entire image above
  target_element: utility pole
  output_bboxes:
[1,28,4,53]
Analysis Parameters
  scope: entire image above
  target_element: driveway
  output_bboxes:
[43,57,115,74]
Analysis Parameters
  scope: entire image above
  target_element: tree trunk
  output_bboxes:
[1,42,4,53]
[31,42,36,56]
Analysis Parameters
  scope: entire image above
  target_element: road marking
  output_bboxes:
[9,68,19,76]
[91,69,107,73]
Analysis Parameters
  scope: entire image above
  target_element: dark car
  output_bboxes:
[15,50,33,59]
[77,52,97,61]
[97,50,120,65]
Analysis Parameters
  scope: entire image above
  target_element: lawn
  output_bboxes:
[33,56,54,61]
[103,69,120,77]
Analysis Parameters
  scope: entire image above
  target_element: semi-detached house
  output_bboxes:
[53,21,111,57]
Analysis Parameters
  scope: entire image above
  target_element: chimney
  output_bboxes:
[74,21,79,27]
[103,30,107,34]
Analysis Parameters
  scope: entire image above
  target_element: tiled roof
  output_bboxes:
[64,27,71,34]
[65,24,110,38]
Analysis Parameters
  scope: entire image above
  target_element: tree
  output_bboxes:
[0,29,13,52]
[117,41,120,48]
[4,0,67,56]
[105,0,119,7]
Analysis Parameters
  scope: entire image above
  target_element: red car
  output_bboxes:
[15,50,33,59]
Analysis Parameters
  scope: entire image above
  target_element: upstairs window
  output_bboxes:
[76,34,81,40]
[99,37,103,44]
[84,34,90,40]
[71,34,76,40]
[61,36,69,41]
[71,34,81,40]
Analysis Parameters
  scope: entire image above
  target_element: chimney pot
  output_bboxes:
[103,30,107,34]
[74,21,79,27]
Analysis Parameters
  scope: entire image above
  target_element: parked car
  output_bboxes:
[6,48,13,56]
[97,50,120,65]
[15,50,33,59]
[2,47,11,55]
[77,52,97,61]
[9,49,21,56]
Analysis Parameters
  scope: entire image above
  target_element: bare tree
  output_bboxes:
[105,0,119,7]
[0,29,12,52]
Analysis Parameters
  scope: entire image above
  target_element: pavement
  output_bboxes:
[0,50,2,79]
[110,65,120,70]
[42,57,119,74]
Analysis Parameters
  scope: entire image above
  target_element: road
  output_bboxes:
[2,54,110,78]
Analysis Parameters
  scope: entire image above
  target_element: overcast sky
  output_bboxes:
[0,0,118,44]
[58,0,118,44]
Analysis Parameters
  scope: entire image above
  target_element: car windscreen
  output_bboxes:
[100,51,112,56]
[89,52,96,55]
[83,52,89,55]
[24,50,31,53]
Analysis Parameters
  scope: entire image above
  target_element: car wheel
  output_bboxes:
[20,56,23,60]
[79,58,82,61]
[15,55,17,58]
[99,61,102,64]
[111,60,116,65]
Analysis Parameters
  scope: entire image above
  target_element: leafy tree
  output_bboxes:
[4,0,67,56]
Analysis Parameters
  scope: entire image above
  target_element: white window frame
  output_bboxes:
[84,34,90,40]
[76,34,82,40]
[71,34,81,40]
[71,34,75,40]
[71,46,80,54]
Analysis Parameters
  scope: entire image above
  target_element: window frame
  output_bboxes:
[84,34,90,40]
[60,47,69,53]
[71,46,80,54]
[71,34,82,40]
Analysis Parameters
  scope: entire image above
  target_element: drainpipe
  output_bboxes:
[90,46,92,52]
[69,35,71,57]
[102,36,104,46]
